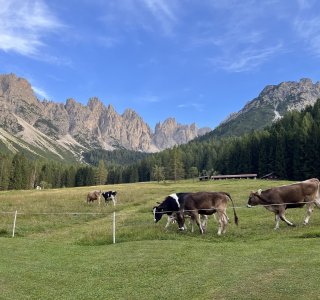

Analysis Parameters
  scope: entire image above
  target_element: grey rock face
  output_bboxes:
[0,74,210,159]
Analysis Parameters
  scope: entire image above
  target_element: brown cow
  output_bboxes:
[87,190,102,205]
[175,192,239,235]
[247,178,320,229]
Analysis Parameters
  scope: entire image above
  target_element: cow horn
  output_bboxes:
[257,189,262,195]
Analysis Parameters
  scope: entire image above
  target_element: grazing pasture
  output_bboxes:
[1,179,320,299]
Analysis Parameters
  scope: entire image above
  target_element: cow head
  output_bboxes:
[153,204,164,223]
[247,190,261,207]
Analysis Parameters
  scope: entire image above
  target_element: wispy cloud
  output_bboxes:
[32,86,50,99]
[99,0,180,38]
[294,16,320,56]
[138,94,160,103]
[177,102,203,112]
[142,0,178,35]
[210,44,284,73]
[185,1,293,73]
[0,0,63,57]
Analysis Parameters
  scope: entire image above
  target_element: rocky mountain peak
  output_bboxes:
[122,108,139,119]
[88,97,104,111]
[212,77,320,138]
[0,74,210,159]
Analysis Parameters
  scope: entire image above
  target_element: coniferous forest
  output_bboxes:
[1,99,320,190]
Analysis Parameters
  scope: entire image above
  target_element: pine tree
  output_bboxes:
[168,147,185,181]
[152,164,165,183]
[96,160,108,185]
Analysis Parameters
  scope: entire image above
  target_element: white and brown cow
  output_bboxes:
[247,178,320,229]
[87,190,102,205]
[175,192,238,235]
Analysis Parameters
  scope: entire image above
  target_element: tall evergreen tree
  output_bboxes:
[168,147,185,181]
[96,160,108,185]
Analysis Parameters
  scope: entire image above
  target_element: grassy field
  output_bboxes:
[1,179,320,299]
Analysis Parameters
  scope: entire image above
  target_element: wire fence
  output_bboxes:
[1,200,318,242]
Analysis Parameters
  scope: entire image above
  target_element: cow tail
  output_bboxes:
[226,193,239,225]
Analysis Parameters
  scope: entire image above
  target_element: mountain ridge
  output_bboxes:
[0,73,211,161]
[203,78,320,140]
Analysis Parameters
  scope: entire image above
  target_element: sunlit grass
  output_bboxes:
[1,179,320,299]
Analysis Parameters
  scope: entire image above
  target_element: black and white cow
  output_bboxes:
[102,191,117,206]
[153,193,187,225]
[153,193,209,232]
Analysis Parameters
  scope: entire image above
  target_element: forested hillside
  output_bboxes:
[216,99,320,180]
[122,98,320,182]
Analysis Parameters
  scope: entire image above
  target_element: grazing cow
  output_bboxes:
[247,178,320,229]
[175,192,239,235]
[153,193,188,226]
[87,190,102,205]
[153,193,208,232]
[102,191,117,206]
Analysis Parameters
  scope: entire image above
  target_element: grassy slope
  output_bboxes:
[1,180,320,299]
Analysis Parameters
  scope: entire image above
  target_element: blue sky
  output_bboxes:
[1,0,320,130]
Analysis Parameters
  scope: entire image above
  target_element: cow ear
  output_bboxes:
[156,201,161,204]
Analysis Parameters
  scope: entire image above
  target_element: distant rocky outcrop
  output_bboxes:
[0,74,210,161]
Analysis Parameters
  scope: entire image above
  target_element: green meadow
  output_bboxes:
[1,179,320,299]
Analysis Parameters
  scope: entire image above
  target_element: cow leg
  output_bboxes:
[192,212,204,234]
[201,215,208,230]
[190,216,195,233]
[304,202,315,225]
[217,211,225,235]
[165,215,172,229]
[274,214,280,230]
[221,212,229,234]
[314,198,320,209]
[279,210,295,227]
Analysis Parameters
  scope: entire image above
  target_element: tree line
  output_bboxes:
[118,99,320,182]
[216,99,320,180]
[2,99,320,190]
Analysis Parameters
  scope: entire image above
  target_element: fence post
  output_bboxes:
[112,211,116,244]
[12,210,17,238]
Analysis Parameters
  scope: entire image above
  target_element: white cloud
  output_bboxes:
[32,86,50,99]
[142,0,178,35]
[185,1,291,72]
[211,44,284,73]
[294,17,320,56]
[0,0,63,57]
[178,102,203,111]
[139,95,160,103]
[99,0,180,37]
